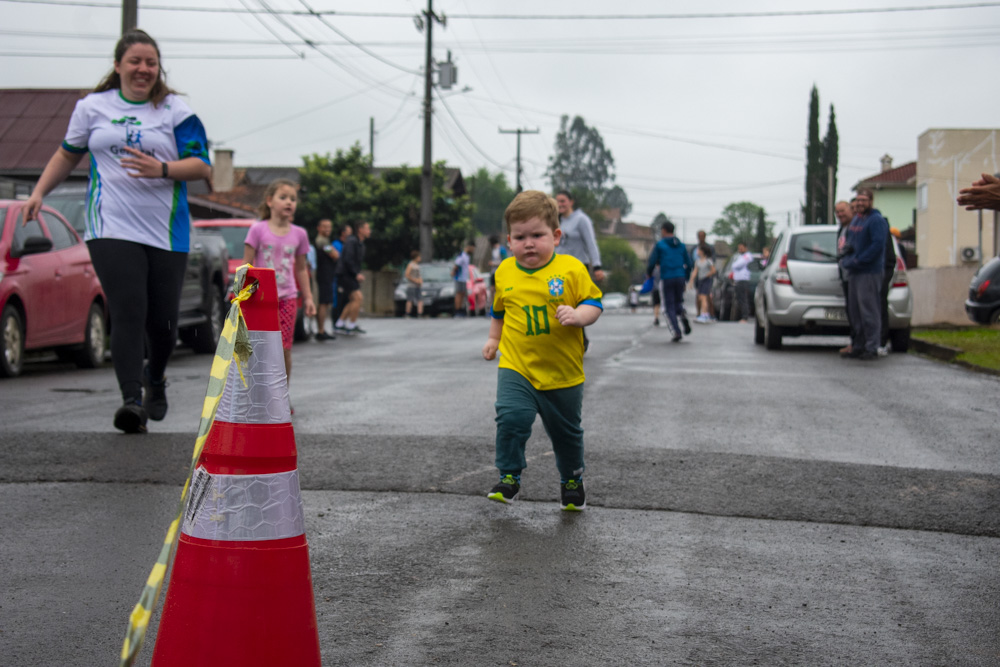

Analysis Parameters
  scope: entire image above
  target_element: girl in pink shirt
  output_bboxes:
[243,179,316,394]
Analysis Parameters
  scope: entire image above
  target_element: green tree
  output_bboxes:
[603,184,632,218]
[822,103,839,218]
[803,85,824,225]
[467,167,515,236]
[597,236,641,293]
[297,144,473,270]
[652,212,671,228]
[546,114,617,202]
[753,207,770,252]
[712,202,774,249]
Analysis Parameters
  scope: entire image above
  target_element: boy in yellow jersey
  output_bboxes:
[482,191,603,510]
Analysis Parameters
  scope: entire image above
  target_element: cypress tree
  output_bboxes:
[804,86,823,225]
[822,104,839,221]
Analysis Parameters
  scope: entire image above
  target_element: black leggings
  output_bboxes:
[87,239,187,402]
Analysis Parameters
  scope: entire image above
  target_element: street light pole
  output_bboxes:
[499,127,539,193]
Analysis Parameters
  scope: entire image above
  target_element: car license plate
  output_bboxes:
[824,308,846,321]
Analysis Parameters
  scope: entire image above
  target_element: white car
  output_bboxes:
[754,225,912,351]
[602,292,627,309]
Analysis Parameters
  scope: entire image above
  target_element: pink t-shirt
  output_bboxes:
[244,221,310,300]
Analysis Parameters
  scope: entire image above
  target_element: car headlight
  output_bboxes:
[439,284,455,298]
[395,285,406,299]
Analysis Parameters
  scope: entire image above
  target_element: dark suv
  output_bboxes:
[966,256,1000,324]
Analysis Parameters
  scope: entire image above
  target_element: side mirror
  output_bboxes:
[14,236,53,258]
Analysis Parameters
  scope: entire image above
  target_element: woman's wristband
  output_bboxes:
[161,161,169,178]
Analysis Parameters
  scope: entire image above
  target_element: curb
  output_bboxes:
[910,337,1000,377]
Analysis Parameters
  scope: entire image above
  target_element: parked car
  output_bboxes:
[712,252,764,320]
[602,292,628,309]
[44,184,232,353]
[0,200,106,377]
[754,225,912,351]
[966,256,1000,324]
[394,261,460,316]
[192,219,310,342]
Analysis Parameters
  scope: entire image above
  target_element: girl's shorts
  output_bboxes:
[697,277,713,296]
[278,297,297,350]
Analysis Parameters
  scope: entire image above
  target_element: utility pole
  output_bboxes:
[122,0,137,33]
[417,0,445,262]
[369,117,375,162]
[498,127,538,193]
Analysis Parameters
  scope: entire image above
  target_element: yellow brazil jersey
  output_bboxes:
[492,253,603,391]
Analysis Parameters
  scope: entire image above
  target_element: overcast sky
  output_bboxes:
[3,0,999,237]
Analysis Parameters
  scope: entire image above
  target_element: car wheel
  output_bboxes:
[889,326,911,353]
[754,313,765,345]
[718,295,731,321]
[74,302,107,368]
[764,313,782,350]
[0,304,25,378]
[394,300,406,317]
[991,309,1000,325]
[182,284,226,354]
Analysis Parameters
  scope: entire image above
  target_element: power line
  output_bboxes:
[296,0,420,75]
[6,0,1000,18]
[434,90,508,170]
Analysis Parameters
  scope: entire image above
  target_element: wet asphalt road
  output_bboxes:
[1,305,998,666]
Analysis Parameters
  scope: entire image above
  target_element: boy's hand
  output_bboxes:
[556,304,583,327]
[482,338,500,360]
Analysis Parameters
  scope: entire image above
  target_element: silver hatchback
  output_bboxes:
[753,225,913,351]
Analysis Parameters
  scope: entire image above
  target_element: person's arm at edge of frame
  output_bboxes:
[957,172,1000,211]
[23,147,85,221]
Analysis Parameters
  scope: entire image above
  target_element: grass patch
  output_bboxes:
[912,327,1000,371]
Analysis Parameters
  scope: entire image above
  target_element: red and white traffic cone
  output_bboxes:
[151,268,321,667]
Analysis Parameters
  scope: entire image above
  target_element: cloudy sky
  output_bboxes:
[3,0,999,238]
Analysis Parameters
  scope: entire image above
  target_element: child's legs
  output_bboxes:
[277,297,295,382]
[283,348,292,384]
[536,382,585,481]
[494,369,539,476]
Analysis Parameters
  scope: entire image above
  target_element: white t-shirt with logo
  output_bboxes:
[62,89,210,252]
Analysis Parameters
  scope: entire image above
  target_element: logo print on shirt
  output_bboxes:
[112,116,144,150]
[547,276,565,297]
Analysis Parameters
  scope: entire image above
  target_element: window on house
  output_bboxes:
[917,183,928,211]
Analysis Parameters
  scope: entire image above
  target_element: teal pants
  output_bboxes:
[494,368,585,482]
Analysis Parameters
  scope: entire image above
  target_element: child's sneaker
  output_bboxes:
[560,479,586,511]
[487,475,520,504]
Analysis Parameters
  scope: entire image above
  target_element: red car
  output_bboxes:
[0,200,107,377]
[467,266,489,316]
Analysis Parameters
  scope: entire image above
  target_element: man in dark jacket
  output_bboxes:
[840,189,888,360]
[646,221,692,342]
[334,221,370,335]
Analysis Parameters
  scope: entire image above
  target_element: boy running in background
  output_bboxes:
[482,191,603,511]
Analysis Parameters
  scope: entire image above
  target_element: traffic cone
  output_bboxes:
[151,267,321,666]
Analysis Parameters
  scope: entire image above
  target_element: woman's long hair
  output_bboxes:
[93,29,178,107]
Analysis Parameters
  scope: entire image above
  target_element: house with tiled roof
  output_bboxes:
[599,216,656,259]
[852,154,917,233]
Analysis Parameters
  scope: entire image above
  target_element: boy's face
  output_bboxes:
[507,216,561,269]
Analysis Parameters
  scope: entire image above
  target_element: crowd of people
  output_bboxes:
[19,27,998,445]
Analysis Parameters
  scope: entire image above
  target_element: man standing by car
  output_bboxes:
[334,221,370,335]
[840,189,888,361]
[729,242,754,323]
[835,200,855,357]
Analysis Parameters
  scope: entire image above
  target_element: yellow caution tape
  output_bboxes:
[119,265,258,666]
